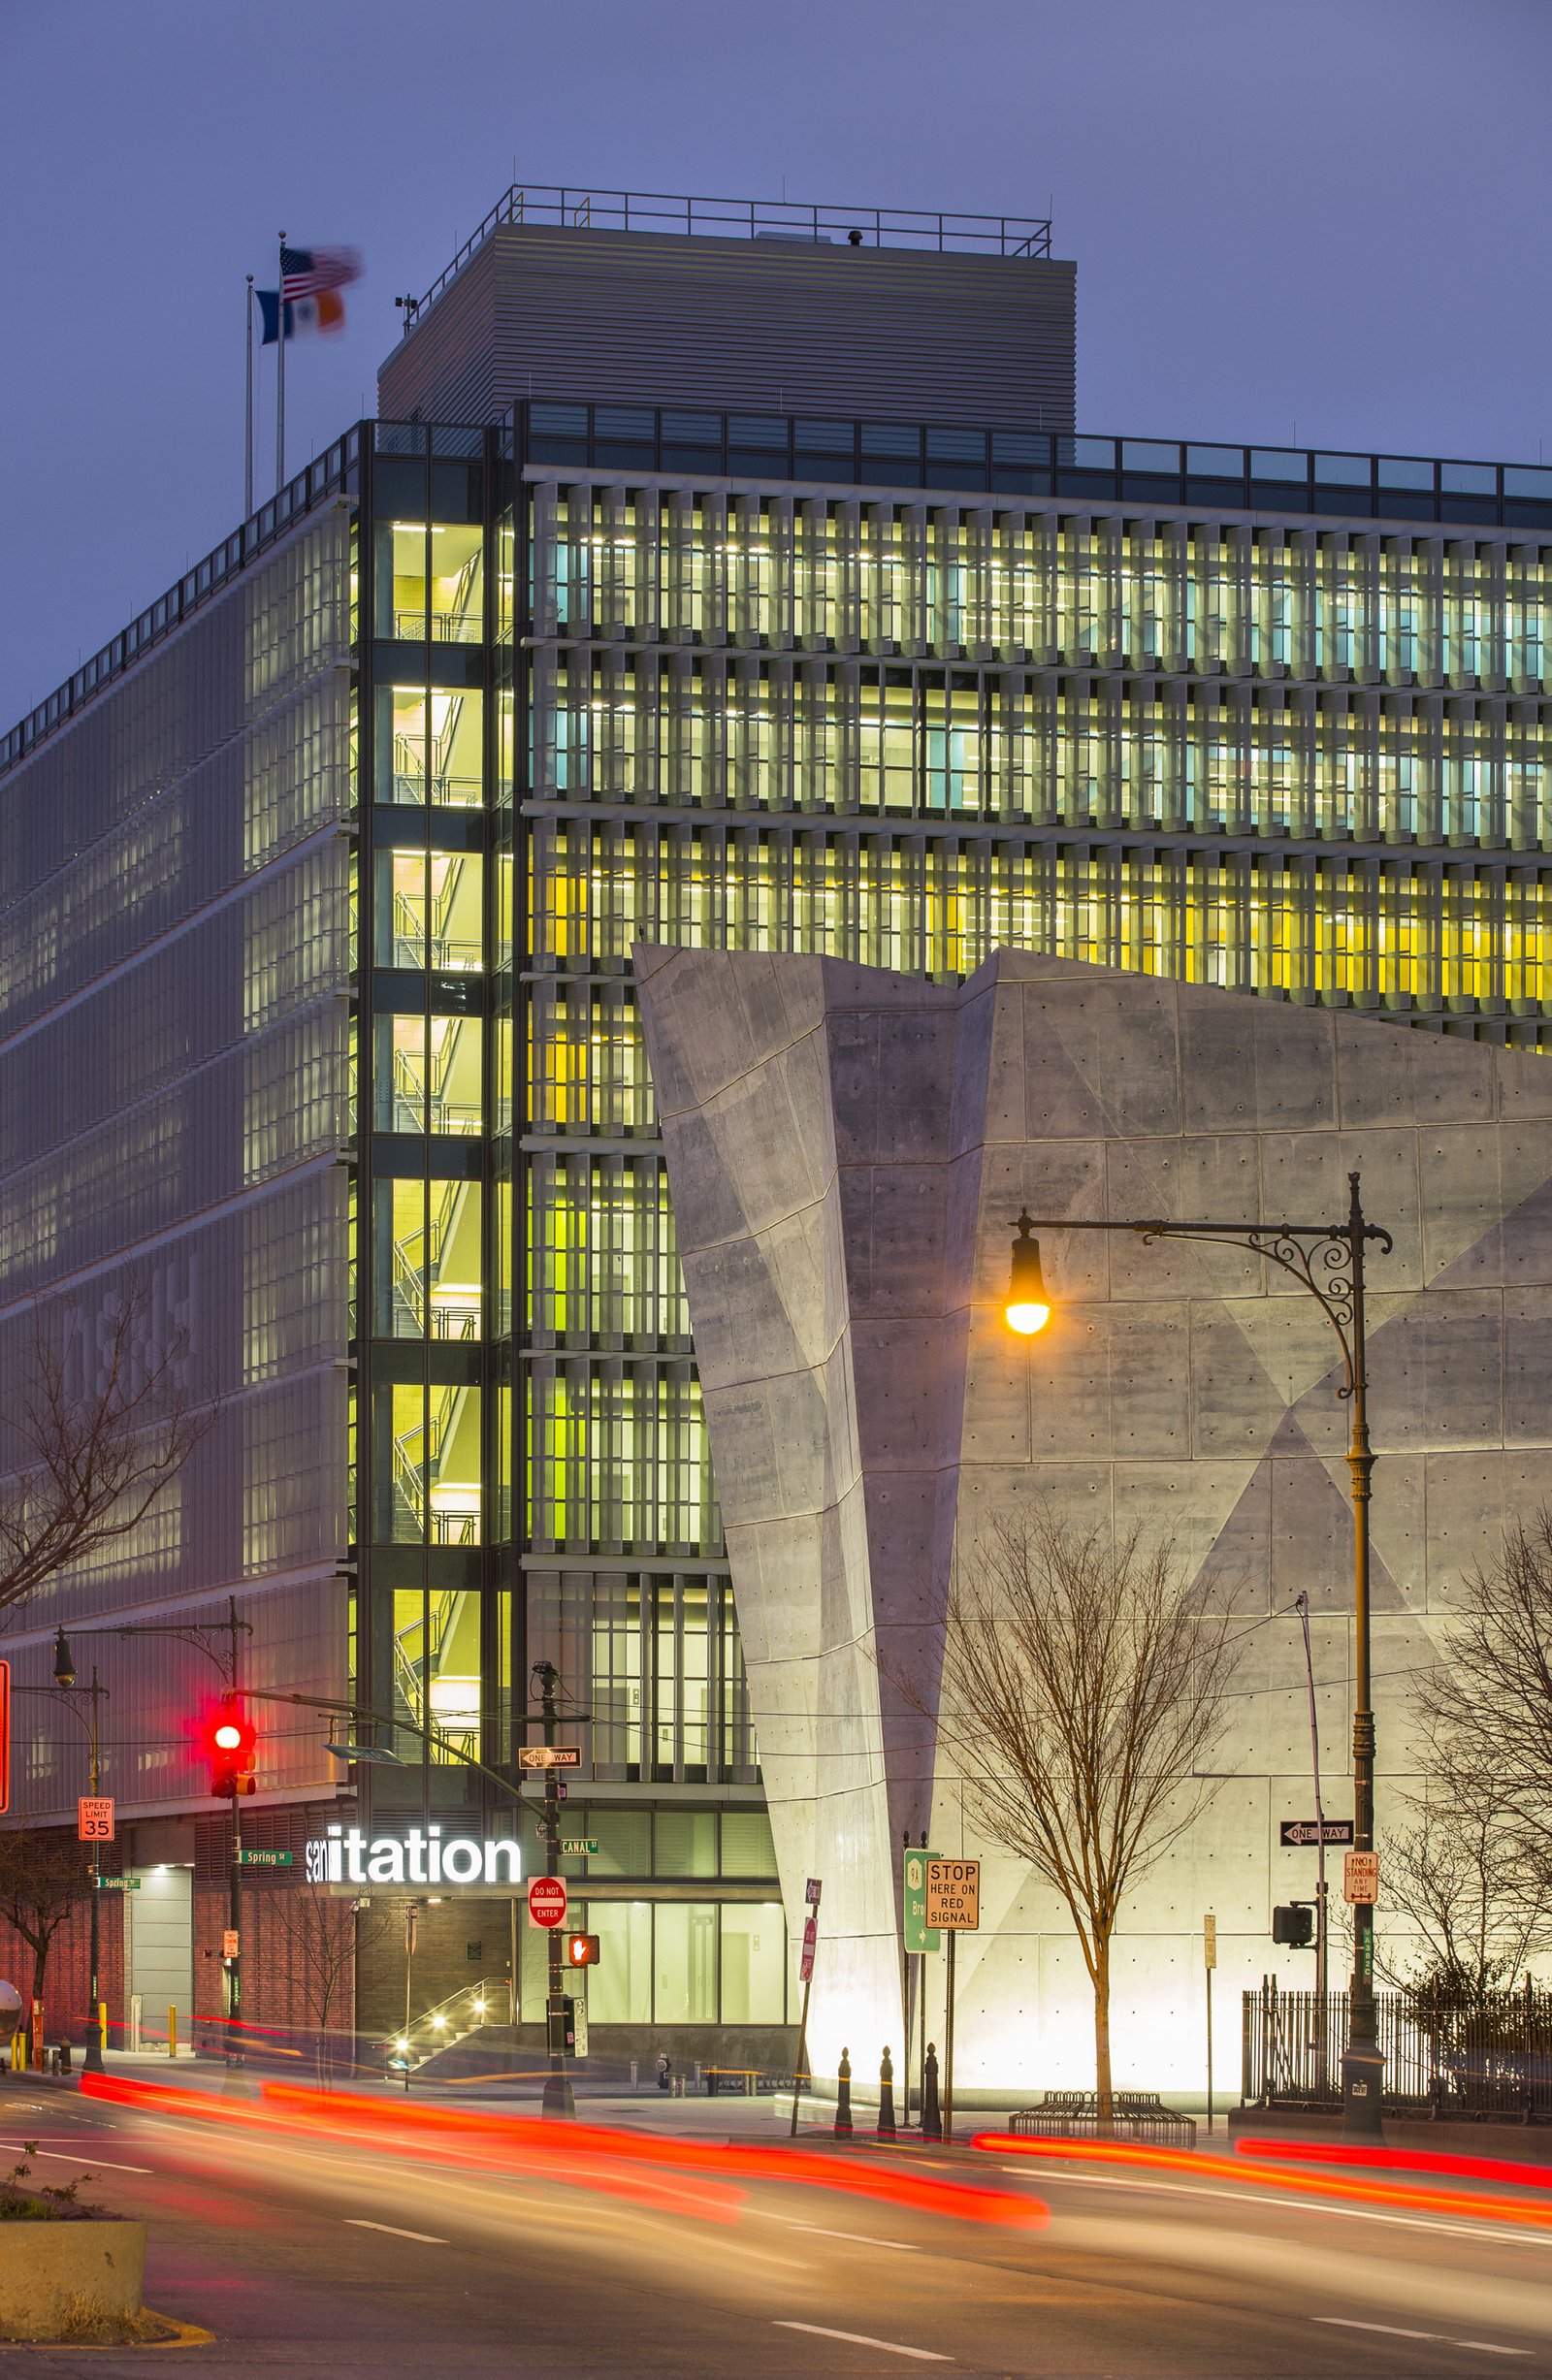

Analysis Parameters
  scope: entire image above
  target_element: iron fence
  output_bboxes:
[1243,1979,1552,2121]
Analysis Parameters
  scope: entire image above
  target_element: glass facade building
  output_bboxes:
[8,205,1552,2049]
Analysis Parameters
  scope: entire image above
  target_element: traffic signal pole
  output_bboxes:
[536,1662,574,2119]
[227,1598,243,2072]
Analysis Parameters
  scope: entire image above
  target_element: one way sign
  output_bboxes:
[1279,1818,1354,1848]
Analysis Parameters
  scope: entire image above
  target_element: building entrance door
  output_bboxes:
[125,1869,193,2049]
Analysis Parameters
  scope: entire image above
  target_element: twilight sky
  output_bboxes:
[1,0,1544,727]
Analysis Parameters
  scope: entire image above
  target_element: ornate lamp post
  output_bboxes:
[1003,1170,1391,2137]
[47,1631,106,2075]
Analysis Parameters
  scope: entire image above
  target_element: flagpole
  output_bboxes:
[275,230,286,494]
[244,276,255,518]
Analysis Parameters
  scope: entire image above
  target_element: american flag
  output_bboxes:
[280,244,363,303]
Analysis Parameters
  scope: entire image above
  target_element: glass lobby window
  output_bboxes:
[720,1906,787,2025]
[374,849,484,971]
[375,687,484,807]
[588,1902,651,2024]
[373,1013,483,1136]
[654,1902,717,2025]
[375,1383,482,1544]
[389,1586,484,1761]
[373,1177,483,1339]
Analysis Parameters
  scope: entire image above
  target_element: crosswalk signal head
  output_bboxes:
[566,1933,600,1969]
[1272,1904,1314,1947]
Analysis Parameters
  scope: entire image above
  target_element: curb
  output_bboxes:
[0,2312,213,2352]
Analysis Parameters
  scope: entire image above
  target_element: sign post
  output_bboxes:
[790,1879,821,2138]
[901,1845,941,2128]
[924,1859,979,2141]
[1203,1914,1217,2134]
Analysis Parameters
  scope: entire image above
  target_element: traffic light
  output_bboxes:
[1272,1904,1314,1947]
[203,1700,257,1800]
[566,1933,601,1969]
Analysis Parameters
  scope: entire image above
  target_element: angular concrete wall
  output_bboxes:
[635,943,1552,2092]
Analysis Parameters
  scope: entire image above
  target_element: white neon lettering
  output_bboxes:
[344,1828,366,1883]
[326,1824,343,1884]
[441,1838,481,1883]
[428,1825,442,1883]
[484,1839,521,1884]
[367,1839,405,1883]
[406,1828,426,1883]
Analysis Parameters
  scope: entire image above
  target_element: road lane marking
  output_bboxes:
[778,2220,917,2252]
[1315,2320,1531,2357]
[776,2322,950,2362]
[0,2142,151,2173]
[344,2218,447,2244]
[1007,2165,1552,2249]
[1313,2323,1444,2341]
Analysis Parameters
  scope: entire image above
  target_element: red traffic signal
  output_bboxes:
[566,1933,601,1969]
[203,1700,257,1800]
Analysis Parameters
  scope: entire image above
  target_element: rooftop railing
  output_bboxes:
[399,184,1055,328]
[519,402,1552,531]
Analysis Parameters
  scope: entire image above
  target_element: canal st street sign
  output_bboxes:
[560,1839,599,1858]
[528,1876,567,1929]
[1279,1819,1355,1848]
[305,1826,522,1886]
[903,1849,942,1954]
[924,1858,981,1932]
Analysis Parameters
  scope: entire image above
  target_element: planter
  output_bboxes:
[0,2219,146,2339]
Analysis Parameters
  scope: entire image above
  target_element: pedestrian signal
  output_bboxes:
[566,1933,601,1968]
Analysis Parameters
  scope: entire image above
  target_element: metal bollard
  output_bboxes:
[877,2044,896,2139]
[922,2041,943,2140]
[834,2045,854,2138]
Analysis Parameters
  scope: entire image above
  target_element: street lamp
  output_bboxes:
[44,1631,105,2074]
[1004,1214,1051,1337]
[1002,1170,1391,2138]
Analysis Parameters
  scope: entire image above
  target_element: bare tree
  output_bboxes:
[1411,1511,1552,1892]
[1376,1782,1552,2004]
[0,1821,93,2011]
[925,1509,1243,2122]
[264,1876,390,2084]
[0,1283,208,1627]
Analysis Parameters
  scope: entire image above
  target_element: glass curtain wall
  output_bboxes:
[519,464,1552,1666]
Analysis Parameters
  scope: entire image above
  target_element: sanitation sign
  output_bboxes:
[924,1858,980,1932]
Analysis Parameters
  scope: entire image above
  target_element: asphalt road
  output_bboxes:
[0,2080,1547,2377]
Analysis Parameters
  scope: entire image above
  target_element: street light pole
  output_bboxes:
[1004,1168,1391,2139]
[41,1634,106,2074]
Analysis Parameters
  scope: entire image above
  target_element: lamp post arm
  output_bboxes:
[1007,1212,1393,1393]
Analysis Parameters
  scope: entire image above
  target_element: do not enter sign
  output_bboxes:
[924,1857,981,1931]
[528,1876,567,1929]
